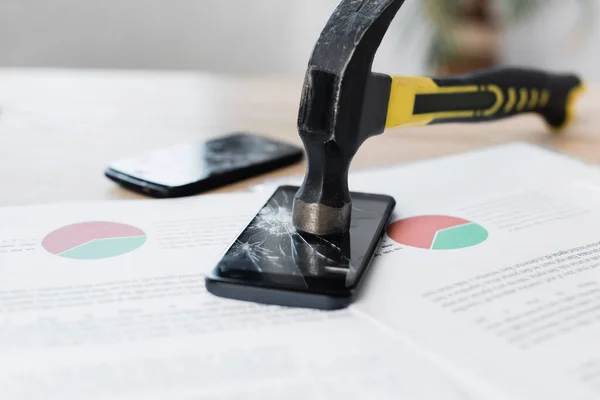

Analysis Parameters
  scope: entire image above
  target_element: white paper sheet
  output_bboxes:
[346,143,600,400]
[4,142,600,399]
[0,192,464,399]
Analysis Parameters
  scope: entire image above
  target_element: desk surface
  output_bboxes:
[1,68,599,206]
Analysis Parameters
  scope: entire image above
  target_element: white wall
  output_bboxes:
[499,0,600,82]
[5,0,594,81]
[0,0,298,73]
[0,0,431,76]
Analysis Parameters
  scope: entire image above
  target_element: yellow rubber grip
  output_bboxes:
[385,76,503,128]
[384,73,584,131]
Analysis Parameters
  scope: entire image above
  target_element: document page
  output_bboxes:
[346,143,600,400]
[0,193,267,282]
[0,291,467,399]
[0,192,464,399]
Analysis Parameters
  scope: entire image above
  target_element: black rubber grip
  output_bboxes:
[423,67,584,129]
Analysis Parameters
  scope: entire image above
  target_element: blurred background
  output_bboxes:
[0,0,598,80]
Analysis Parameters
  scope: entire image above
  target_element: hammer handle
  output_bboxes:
[385,67,584,131]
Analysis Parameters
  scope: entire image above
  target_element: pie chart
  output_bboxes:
[387,215,488,250]
[42,221,147,260]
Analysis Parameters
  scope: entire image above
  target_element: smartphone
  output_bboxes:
[104,132,303,198]
[205,185,396,310]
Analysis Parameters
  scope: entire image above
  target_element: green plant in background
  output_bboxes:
[419,0,596,70]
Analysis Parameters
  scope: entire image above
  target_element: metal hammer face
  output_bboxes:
[292,0,405,236]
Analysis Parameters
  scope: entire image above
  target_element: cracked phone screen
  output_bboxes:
[212,186,395,294]
[108,133,302,187]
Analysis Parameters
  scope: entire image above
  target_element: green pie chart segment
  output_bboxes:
[431,223,488,250]
[59,236,147,260]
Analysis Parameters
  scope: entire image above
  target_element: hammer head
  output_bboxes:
[292,0,405,236]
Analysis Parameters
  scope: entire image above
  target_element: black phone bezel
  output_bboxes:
[205,185,396,310]
[104,133,304,198]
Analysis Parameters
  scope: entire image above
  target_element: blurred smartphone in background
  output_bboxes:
[105,132,303,198]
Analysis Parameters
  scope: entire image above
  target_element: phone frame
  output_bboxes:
[104,133,304,198]
[205,185,396,310]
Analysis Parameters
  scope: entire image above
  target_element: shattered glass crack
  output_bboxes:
[227,190,355,279]
[215,186,393,294]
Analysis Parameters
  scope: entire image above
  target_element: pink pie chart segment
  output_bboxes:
[387,215,471,249]
[42,221,146,255]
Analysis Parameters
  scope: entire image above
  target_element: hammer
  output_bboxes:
[291,0,584,236]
